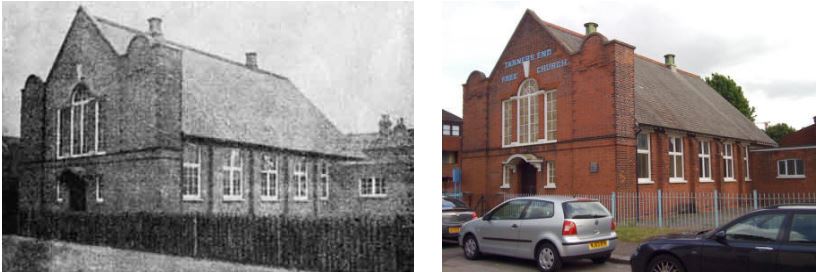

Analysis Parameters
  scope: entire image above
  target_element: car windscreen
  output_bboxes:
[563,201,610,219]
[443,198,469,210]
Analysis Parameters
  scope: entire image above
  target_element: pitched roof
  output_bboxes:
[83,8,351,157]
[442,109,462,123]
[523,10,775,146]
[779,121,816,147]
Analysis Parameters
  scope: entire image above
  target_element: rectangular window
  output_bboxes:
[82,101,95,154]
[222,149,243,200]
[529,94,538,141]
[56,180,63,202]
[518,96,529,143]
[777,159,805,178]
[360,177,386,197]
[636,133,651,183]
[95,176,103,203]
[451,125,460,136]
[546,91,556,140]
[546,161,556,188]
[72,104,81,155]
[503,100,513,145]
[699,140,712,181]
[294,160,308,200]
[182,144,201,200]
[743,146,751,180]
[442,124,451,135]
[668,136,684,181]
[58,108,71,157]
[723,143,734,181]
[260,155,279,201]
[319,162,330,200]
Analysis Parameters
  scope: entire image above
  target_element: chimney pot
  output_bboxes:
[245,52,258,69]
[584,22,598,35]
[664,54,676,68]
[148,17,162,37]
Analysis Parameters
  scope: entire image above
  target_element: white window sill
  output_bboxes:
[500,184,511,189]
[777,175,806,179]
[543,184,556,189]
[699,179,714,183]
[183,195,203,202]
[57,151,107,160]
[293,197,309,202]
[745,178,752,181]
[637,179,654,184]
[319,196,329,200]
[502,139,557,148]
[360,195,388,198]
[56,199,64,203]
[723,178,737,182]
[222,196,244,202]
[668,178,687,183]
[260,196,279,202]
[95,199,104,203]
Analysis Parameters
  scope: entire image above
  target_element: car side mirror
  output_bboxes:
[714,231,726,242]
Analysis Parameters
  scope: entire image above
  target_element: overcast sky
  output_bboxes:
[2,1,413,136]
[440,1,816,130]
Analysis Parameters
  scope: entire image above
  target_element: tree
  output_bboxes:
[764,123,796,143]
[705,73,756,121]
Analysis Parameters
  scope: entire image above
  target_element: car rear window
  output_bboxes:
[443,198,469,209]
[563,201,610,219]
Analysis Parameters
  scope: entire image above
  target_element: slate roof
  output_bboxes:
[442,109,463,123]
[525,10,776,146]
[83,8,351,157]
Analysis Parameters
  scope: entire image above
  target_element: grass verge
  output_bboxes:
[616,226,683,243]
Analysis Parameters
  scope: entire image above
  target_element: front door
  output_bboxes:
[62,172,86,212]
[518,161,537,195]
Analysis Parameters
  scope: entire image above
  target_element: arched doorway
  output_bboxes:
[502,154,542,195]
[59,171,86,212]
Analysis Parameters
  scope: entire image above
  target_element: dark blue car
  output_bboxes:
[630,204,816,272]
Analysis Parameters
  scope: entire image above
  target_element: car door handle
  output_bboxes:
[511,224,518,228]
[754,246,774,251]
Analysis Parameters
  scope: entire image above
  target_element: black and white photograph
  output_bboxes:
[2,2,413,271]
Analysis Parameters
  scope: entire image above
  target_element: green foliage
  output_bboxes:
[764,123,797,143]
[616,226,683,242]
[705,73,756,121]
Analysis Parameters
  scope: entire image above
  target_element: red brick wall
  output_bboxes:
[750,148,816,193]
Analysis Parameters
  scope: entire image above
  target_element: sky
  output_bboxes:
[2,2,413,136]
[440,1,816,130]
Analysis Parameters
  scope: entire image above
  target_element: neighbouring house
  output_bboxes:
[442,110,462,193]
[459,9,775,207]
[750,117,816,193]
[17,6,412,216]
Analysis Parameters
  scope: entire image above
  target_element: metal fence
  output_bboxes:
[499,190,816,230]
[15,210,413,272]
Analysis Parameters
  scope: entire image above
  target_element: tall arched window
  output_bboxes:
[501,78,557,146]
[56,85,103,158]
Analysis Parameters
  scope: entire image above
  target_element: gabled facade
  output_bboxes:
[18,6,410,216]
[460,10,774,205]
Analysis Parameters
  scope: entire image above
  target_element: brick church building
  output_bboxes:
[460,10,774,204]
[17,6,412,216]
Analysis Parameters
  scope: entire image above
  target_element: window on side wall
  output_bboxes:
[777,159,805,178]
[222,149,243,200]
[723,143,735,181]
[442,124,451,136]
[451,125,460,136]
[699,140,712,181]
[668,136,684,182]
[293,160,309,201]
[743,146,751,180]
[260,155,279,201]
[95,176,104,203]
[636,133,651,183]
[56,180,63,203]
[319,162,330,200]
[182,143,201,200]
[359,177,386,197]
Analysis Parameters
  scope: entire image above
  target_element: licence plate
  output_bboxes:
[448,227,461,234]
[588,240,608,250]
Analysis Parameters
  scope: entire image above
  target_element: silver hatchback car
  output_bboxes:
[458,196,617,272]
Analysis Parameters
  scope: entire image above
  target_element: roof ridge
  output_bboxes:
[93,16,289,80]
[635,54,699,78]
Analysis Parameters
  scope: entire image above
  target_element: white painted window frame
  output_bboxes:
[222,149,243,201]
[668,136,686,183]
[637,133,654,184]
[699,140,713,182]
[502,100,513,146]
[451,125,460,136]
[442,124,451,136]
[182,144,201,201]
[56,180,63,203]
[777,159,805,178]
[57,91,105,159]
[502,90,557,148]
[95,176,103,203]
[743,145,751,181]
[723,143,735,182]
[545,161,556,188]
[319,161,330,200]
[359,177,387,198]
[293,160,309,201]
[260,155,279,201]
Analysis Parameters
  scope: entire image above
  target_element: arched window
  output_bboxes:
[501,78,557,146]
[56,85,103,158]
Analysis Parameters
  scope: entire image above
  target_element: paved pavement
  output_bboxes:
[442,244,631,272]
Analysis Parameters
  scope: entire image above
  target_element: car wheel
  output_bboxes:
[647,254,685,272]
[535,242,562,272]
[591,254,610,264]
[462,235,482,260]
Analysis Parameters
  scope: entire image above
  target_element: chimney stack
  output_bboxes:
[245,52,258,69]
[147,17,163,37]
[813,115,815,125]
[664,54,676,69]
[584,22,598,35]
[378,114,393,136]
